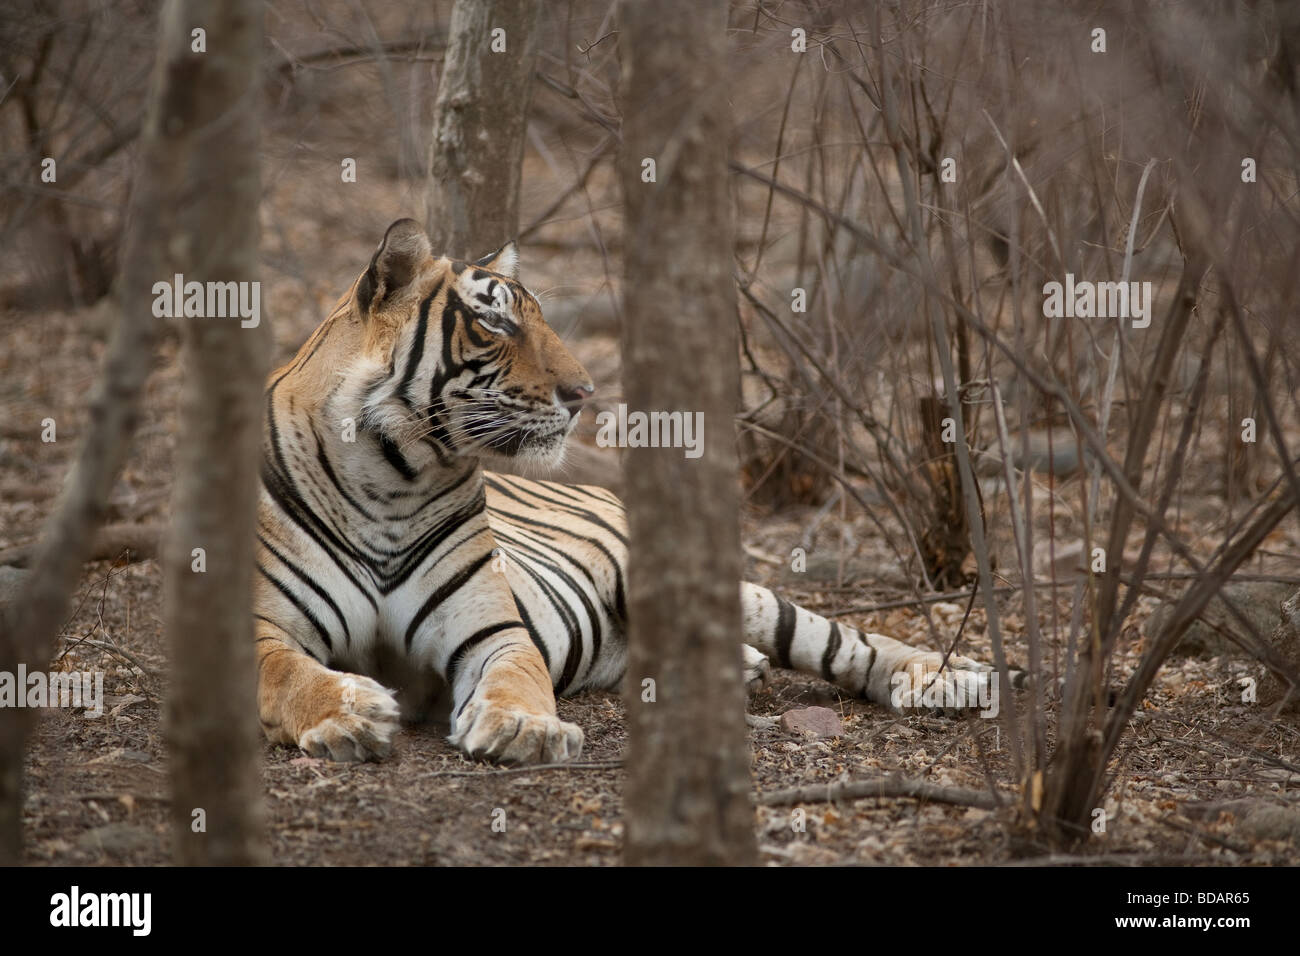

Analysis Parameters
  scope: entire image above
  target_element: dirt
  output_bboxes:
[4,267,1299,867]
[9,537,1299,866]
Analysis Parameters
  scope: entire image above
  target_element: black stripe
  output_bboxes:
[312,423,380,521]
[489,529,602,683]
[859,634,877,687]
[404,551,494,649]
[379,434,420,480]
[254,621,317,661]
[453,643,518,721]
[516,479,587,504]
[259,534,352,644]
[822,621,842,682]
[387,462,478,521]
[263,381,378,605]
[446,620,523,687]
[487,475,629,546]
[398,280,442,400]
[377,492,486,593]
[480,503,627,626]
[286,314,335,376]
[492,544,583,692]
[260,462,377,608]
[558,482,621,507]
[258,566,334,654]
[515,599,550,673]
[774,596,796,669]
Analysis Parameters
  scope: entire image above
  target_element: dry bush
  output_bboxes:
[727,0,1300,847]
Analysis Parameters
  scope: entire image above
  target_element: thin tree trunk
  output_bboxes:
[425,0,540,257]
[619,1,757,866]
[0,0,183,864]
[159,0,268,865]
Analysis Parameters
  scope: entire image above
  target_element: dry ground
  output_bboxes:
[3,152,1299,867]
[3,296,1297,865]
[10,541,1300,866]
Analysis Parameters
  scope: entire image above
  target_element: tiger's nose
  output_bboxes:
[556,382,595,409]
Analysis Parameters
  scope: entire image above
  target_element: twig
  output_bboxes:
[61,639,157,687]
[415,759,622,780]
[0,522,162,568]
[1159,815,1250,855]
[830,580,1076,617]
[77,792,168,803]
[757,774,1006,810]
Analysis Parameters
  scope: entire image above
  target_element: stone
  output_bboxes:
[76,823,155,856]
[779,706,843,738]
[1235,805,1300,845]
[1259,588,1300,710]
[1147,580,1295,659]
[975,429,1086,478]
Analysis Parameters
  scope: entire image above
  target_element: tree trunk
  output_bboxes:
[425,0,540,257]
[159,0,268,865]
[619,1,757,866]
[0,0,184,864]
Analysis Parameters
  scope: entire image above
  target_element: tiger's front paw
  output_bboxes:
[450,700,584,765]
[297,673,401,762]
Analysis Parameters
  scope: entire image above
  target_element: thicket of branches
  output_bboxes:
[723,0,1300,845]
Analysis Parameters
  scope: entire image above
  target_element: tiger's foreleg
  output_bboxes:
[255,618,400,761]
[445,629,584,763]
[430,565,583,763]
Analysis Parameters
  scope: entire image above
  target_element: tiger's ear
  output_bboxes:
[358,219,433,313]
[472,240,519,280]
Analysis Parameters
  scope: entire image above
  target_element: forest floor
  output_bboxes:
[4,165,1299,867]
[4,297,1299,866]
[8,542,1300,867]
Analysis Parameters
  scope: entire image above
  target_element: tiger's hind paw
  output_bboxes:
[888,652,1006,719]
[742,644,772,694]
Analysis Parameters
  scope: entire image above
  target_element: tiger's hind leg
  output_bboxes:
[740,582,1021,715]
[255,619,400,762]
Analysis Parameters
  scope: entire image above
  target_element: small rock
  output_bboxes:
[781,553,876,585]
[1236,805,1300,845]
[1032,539,1086,580]
[779,706,843,738]
[77,823,154,856]
[975,430,1085,478]
[1260,589,1300,710]
[1148,580,1295,659]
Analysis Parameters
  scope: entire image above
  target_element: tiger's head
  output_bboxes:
[347,218,594,469]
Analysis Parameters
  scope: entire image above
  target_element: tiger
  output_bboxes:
[253,218,1012,764]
